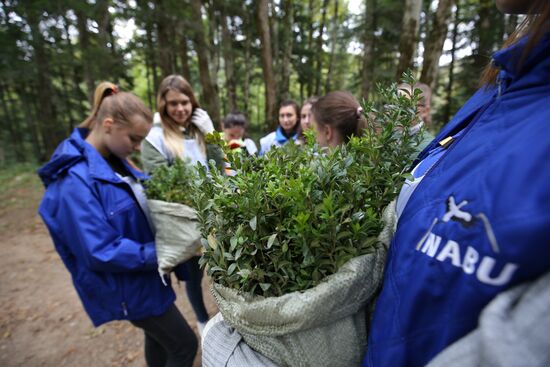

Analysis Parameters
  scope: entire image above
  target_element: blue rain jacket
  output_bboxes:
[38,128,175,326]
[363,32,550,366]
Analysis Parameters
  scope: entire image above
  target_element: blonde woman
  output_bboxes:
[141,75,222,335]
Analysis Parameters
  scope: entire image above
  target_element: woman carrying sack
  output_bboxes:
[141,74,223,335]
[38,82,198,367]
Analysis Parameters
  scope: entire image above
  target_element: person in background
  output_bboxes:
[297,96,319,143]
[222,112,258,155]
[311,91,366,148]
[259,100,301,155]
[363,1,550,366]
[397,82,435,154]
[38,82,198,367]
[141,74,223,336]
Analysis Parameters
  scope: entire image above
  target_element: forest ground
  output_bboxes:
[0,165,217,366]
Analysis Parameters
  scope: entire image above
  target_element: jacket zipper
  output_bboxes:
[122,302,128,317]
[400,92,498,220]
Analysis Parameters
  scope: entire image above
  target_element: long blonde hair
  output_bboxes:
[157,75,207,159]
[79,82,152,130]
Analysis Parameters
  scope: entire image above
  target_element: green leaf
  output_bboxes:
[227,263,237,275]
[207,234,218,250]
[267,233,277,249]
[249,216,257,231]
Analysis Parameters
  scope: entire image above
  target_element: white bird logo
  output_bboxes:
[442,196,473,223]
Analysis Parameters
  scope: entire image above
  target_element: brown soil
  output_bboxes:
[0,170,217,366]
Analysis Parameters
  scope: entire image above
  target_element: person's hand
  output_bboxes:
[191,108,215,135]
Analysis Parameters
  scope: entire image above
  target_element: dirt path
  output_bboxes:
[0,169,217,366]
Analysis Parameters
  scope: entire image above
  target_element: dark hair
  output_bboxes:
[480,0,550,85]
[279,100,301,134]
[311,91,367,143]
[222,112,248,129]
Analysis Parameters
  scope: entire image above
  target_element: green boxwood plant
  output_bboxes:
[193,75,424,297]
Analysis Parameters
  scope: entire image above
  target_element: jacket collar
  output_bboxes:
[492,28,550,80]
[275,126,298,144]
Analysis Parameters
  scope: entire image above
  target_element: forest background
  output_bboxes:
[0,0,519,165]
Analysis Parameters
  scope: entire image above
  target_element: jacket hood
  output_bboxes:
[38,128,88,187]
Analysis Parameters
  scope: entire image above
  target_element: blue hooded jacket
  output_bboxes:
[363,32,550,366]
[38,128,175,326]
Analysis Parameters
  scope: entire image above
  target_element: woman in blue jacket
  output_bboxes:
[38,82,198,367]
[259,100,301,155]
[363,1,550,366]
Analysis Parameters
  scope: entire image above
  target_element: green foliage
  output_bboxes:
[144,159,198,207]
[195,75,422,297]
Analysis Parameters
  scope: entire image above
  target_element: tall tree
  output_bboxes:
[279,0,294,102]
[256,0,277,129]
[325,0,339,92]
[420,0,455,90]
[220,5,237,112]
[361,0,377,99]
[24,3,61,159]
[190,0,221,126]
[155,0,176,77]
[443,0,461,126]
[314,0,330,95]
[395,0,423,79]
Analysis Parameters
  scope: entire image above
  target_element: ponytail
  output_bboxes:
[79,81,152,130]
[79,82,119,129]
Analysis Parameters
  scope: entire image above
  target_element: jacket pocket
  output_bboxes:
[107,198,136,218]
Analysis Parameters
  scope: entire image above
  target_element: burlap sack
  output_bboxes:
[147,199,201,276]
[211,243,387,367]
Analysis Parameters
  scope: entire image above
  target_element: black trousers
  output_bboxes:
[131,303,198,367]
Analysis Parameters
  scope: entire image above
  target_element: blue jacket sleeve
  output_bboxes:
[52,173,158,273]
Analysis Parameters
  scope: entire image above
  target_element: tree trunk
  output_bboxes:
[243,6,252,117]
[443,0,460,125]
[472,0,494,73]
[17,84,44,161]
[179,31,191,82]
[314,0,330,96]
[26,5,61,159]
[190,0,221,127]
[221,6,237,112]
[361,0,377,99]
[155,0,175,78]
[306,0,315,97]
[395,0,423,79]
[279,0,294,102]
[207,3,220,90]
[256,0,277,130]
[325,0,339,92]
[75,9,95,102]
[61,14,87,119]
[0,84,26,161]
[420,0,455,90]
